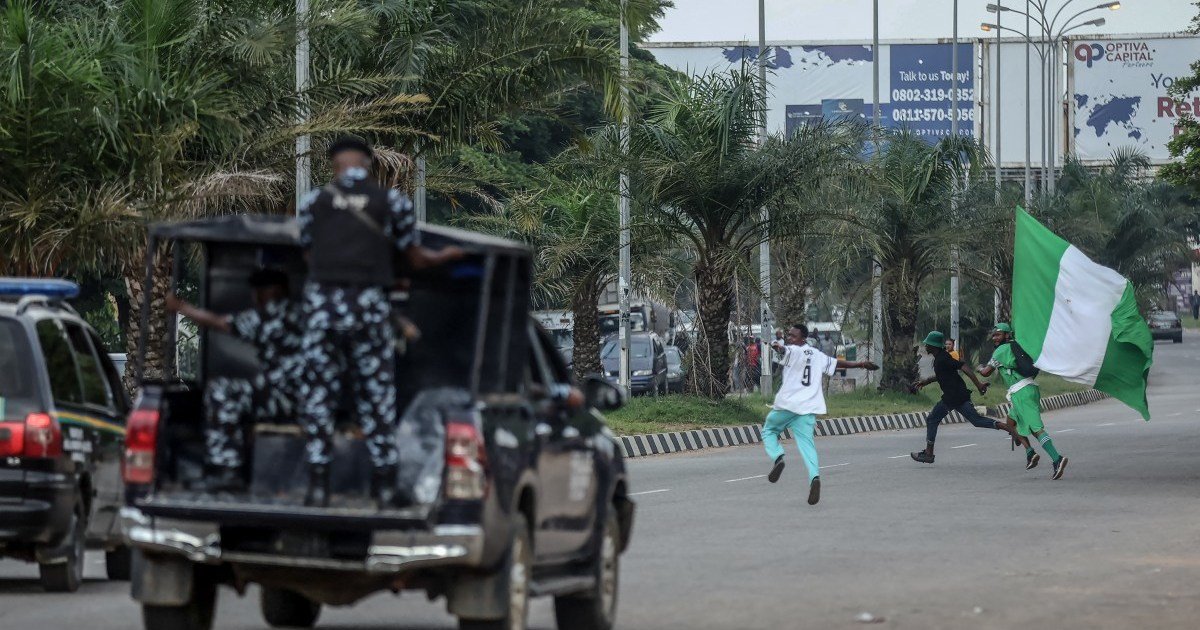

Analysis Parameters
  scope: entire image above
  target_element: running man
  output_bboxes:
[977,323,1068,479]
[910,331,1011,464]
[766,324,878,505]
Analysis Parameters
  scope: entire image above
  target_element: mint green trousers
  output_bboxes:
[763,410,819,482]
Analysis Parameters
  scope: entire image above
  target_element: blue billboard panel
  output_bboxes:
[886,43,974,139]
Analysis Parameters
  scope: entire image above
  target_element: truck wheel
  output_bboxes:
[106,546,133,581]
[459,514,532,630]
[261,587,321,628]
[39,504,86,592]
[1174,334,1183,344]
[142,569,217,630]
[553,510,620,630]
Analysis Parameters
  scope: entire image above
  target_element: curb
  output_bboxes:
[617,389,1108,459]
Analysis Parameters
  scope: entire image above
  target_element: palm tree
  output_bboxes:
[597,68,863,399]
[854,130,988,392]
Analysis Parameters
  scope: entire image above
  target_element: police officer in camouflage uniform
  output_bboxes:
[165,268,304,491]
[297,137,462,508]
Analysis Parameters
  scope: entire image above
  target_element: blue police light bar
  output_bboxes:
[0,278,81,299]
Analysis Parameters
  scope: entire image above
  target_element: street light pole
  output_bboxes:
[295,0,310,213]
[871,0,882,384]
[618,0,632,396]
[1025,0,1032,205]
[950,0,960,346]
[757,0,773,395]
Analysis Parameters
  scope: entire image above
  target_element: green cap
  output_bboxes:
[922,331,945,347]
[993,322,1013,333]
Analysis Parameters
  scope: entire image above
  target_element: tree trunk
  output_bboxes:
[571,278,604,382]
[123,243,173,394]
[693,256,735,400]
[879,264,920,393]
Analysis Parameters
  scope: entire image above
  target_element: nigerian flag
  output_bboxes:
[1012,207,1154,420]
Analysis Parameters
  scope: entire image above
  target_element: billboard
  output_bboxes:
[645,42,975,141]
[1072,37,1200,163]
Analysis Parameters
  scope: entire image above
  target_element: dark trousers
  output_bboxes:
[925,400,996,445]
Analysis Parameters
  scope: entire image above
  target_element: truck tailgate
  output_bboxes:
[135,495,433,530]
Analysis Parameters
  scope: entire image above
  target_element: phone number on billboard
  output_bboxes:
[891,89,974,102]
[892,108,975,122]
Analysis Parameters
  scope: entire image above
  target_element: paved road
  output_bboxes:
[4,336,1200,629]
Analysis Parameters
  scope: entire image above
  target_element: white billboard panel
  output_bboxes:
[980,40,1050,167]
[645,42,975,141]
[1071,36,1200,163]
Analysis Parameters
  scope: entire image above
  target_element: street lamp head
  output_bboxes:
[1088,17,1107,27]
[1101,2,1120,10]
[986,3,1012,12]
[981,22,996,32]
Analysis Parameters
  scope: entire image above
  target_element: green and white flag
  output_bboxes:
[1012,207,1154,420]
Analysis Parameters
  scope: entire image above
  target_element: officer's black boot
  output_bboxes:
[371,465,397,510]
[304,464,330,508]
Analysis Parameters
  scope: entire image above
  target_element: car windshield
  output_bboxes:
[0,317,39,421]
[1152,313,1177,321]
[599,313,645,336]
[666,348,682,368]
[601,339,651,360]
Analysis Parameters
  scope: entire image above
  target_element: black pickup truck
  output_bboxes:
[120,216,635,630]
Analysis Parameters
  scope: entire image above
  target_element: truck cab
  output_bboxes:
[120,216,635,630]
[0,278,131,591]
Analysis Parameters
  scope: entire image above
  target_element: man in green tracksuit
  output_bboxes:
[977,323,1069,480]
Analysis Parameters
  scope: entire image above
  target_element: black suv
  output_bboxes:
[121,216,634,630]
[0,279,131,591]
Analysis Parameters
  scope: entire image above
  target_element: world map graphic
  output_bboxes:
[721,45,872,70]
[1074,94,1144,142]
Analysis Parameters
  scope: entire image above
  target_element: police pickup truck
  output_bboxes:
[0,278,131,592]
[120,216,635,630]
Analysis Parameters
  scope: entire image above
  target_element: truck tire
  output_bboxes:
[553,510,620,630]
[142,569,217,630]
[458,514,532,630]
[261,587,321,628]
[106,546,133,581]
[39,504,86,592]
[1174,333,1183,344]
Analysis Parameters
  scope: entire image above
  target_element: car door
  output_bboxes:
[59,321,126,541]
[529,325,599,561]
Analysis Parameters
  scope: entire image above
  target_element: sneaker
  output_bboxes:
[1026,452,1041,471]
[808,476,821,505]
[1052,456,1068,480]
[768,455,786,483]
[910,451,935,464]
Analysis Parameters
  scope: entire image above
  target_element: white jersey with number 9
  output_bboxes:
[772,344,838,415]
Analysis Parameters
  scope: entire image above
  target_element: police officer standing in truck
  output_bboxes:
[297,137,462,508]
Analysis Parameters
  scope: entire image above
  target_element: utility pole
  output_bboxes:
[294,0,310,213]
[618,0,632,396]
[949,0,961,346]
[758,0,773,396]
[994,8,1003,325]
[415,154,427,222]
[871,0,883,384]
[1025,0,1032,205]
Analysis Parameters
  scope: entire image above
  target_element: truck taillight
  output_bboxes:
[22,413,61,458]
[123,409,160,485]
[445,421,487,500]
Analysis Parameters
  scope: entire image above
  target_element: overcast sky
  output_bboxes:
[650,0,1196,43]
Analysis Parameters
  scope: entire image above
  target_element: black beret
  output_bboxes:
[326,136,373,160]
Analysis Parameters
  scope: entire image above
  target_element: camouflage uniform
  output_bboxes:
[296,167,417,467]
[206,299,305,468]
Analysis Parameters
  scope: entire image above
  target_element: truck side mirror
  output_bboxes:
[583,375,625,412]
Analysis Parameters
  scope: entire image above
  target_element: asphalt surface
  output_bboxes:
[4,335,1200,629]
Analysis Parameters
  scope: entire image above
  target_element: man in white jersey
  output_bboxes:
[767,323,878,505]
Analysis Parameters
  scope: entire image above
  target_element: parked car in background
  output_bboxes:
[1149,310,1183,343]
[602,332,669,396]
[108,353,127,378]
[0,278,131,592]
[665,346,685,393]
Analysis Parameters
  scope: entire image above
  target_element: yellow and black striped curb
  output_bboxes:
[616,389,1108,459]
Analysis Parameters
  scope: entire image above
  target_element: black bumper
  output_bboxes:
[0,469,76,545]
[1150,328,1182,340]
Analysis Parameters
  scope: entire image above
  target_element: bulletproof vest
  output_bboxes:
[307,178,396,287]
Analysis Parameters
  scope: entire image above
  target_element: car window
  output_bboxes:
[63,323,112,410]
[666,348,682,368]
[601,339,651,360]
[35,319,84,407]
[92,333,129,415]
[0,318,40,421]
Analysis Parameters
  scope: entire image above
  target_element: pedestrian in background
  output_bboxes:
[1191,291,1199,320]
[944,337,961,361]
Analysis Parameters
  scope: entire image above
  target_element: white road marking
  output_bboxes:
[724,474,767,483]
[820,463,850,469]
[629,489,670,496]
[1098,422,1116,426]
[1057,429,1077,433]
[888,455,910,459]
[1169,412,1183,417]
[951,444,977,449]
